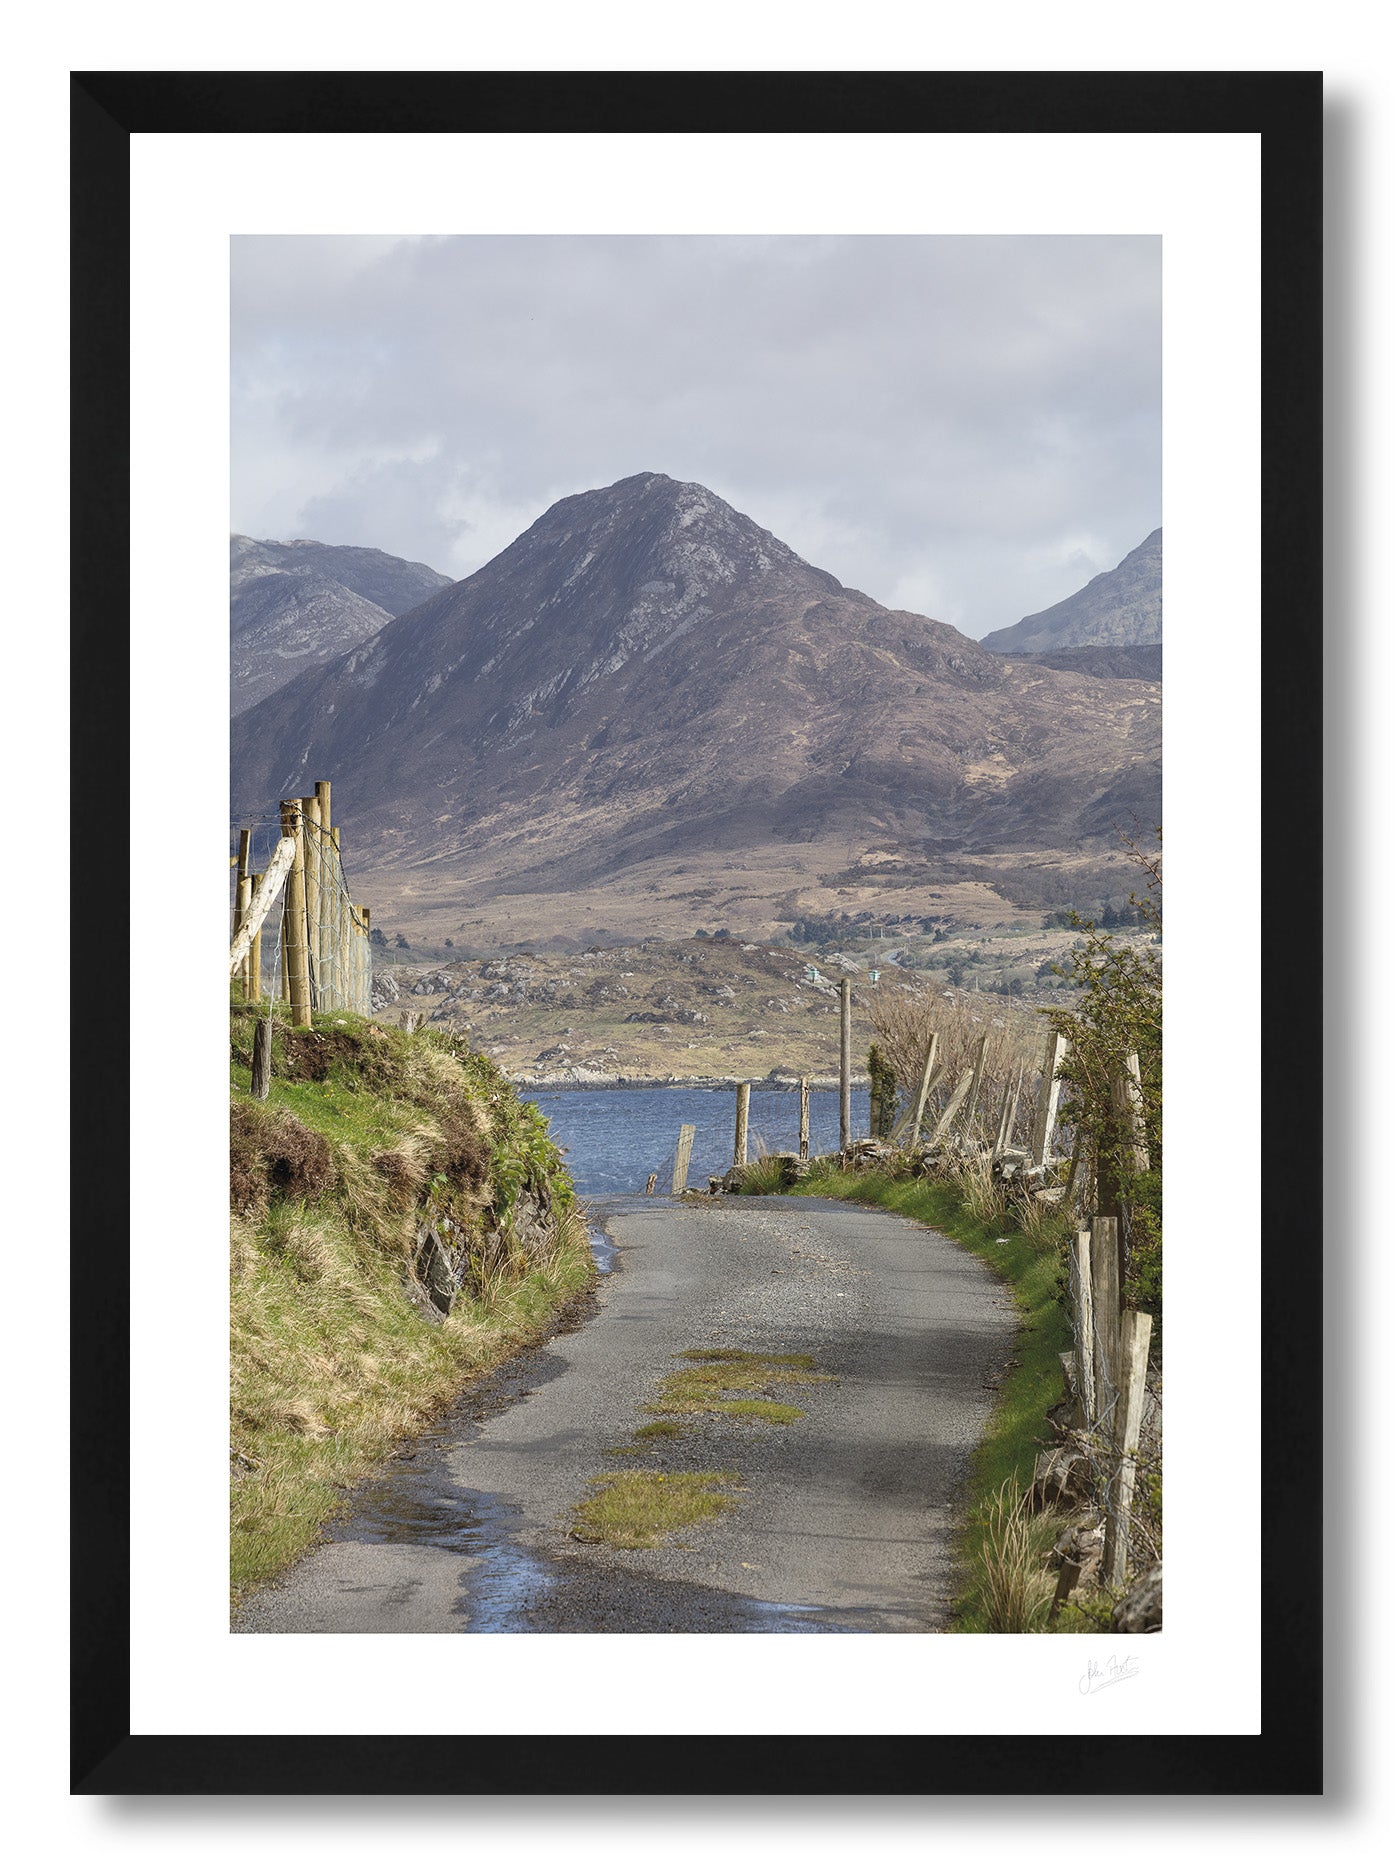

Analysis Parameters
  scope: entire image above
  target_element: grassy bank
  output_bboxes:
[786,1166,1085,1631]
[228,1003,594,1599]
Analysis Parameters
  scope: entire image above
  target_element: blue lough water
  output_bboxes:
[523,1085,871,1199]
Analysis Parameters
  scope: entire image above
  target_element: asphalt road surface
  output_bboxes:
[234,1193,1017,1634]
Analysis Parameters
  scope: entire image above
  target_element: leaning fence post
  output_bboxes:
[672,1124,696,1196]
[963,1032,989,1142]
[279,800,313,1028]
[1029,1029,1069,1167]
[928,1069,974,1147]
[798,1076,810,1160]
[1102,1309,1153,1587]
[993,1061,1022,1159]
[909,1032,940,1147]
[734,1083,751,1167]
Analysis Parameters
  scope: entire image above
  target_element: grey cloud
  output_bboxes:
[231,234,1160,637]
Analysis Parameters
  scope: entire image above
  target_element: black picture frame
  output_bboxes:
[73,69,1322,1797]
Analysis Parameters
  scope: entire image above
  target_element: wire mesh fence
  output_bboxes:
[229,787,373,1022]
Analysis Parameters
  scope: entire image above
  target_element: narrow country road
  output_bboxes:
[234,1194,1017,1634]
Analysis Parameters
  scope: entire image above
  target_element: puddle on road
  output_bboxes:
[585,1213,619,1275]
[331,1430,554,1632]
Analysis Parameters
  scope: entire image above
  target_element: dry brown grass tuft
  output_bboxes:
[978,1474,1054,1632]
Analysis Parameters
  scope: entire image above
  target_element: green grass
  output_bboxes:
[787,1169,1079,1632]
[571,1471,740,1548]
[229,1003,593,1600]
[736,1154,795,1194]
[716,1399,804,1424]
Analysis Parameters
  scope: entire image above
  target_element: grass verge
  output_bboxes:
[787,1166,1077,1632]
[229,1003,593,1599]
[571,1471,740,1548]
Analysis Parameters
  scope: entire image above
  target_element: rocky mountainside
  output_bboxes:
[980,529,1162,656]
[1025,642,1161,681]
[230,474,1160,948]
[230,535,453,714]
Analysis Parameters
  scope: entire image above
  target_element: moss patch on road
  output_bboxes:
[572,1471,740,1548]
[645,1348,827,1422]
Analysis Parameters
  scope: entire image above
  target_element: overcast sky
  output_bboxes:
[231,234,1160,640]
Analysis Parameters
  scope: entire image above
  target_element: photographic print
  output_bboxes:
[226,232,1164,1640]
[73,68,1321,1793]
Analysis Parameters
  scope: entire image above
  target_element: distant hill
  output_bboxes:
[230,535,452,714]
[230,473,1160,948]
[980,530,1161,655]
[1025,642,1161,681]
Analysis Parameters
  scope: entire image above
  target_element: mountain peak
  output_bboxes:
[980,529,1162,655]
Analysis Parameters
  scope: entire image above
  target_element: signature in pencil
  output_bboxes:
[1080,1655,1140,1696]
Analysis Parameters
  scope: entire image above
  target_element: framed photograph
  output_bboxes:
[76,69,1320,1795]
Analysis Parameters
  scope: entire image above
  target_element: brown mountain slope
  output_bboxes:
[230,475,1160,945]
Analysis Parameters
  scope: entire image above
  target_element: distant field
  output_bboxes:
[371,923,1154,1084]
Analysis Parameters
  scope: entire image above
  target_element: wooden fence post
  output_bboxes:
[246,873,263,1004]
[672,1124,696,1196]
[993,1061,1022,1159]
[1100,1048,1150,1220]
[798,1076,810,1160]
[330,827,347,1013]
[928,1069,975,1147]
[1030,1029,1069,1167]
[1073,1226,1096,1427]
[251,1015,273,1100]
[227,835,297,977]
[1089,1215,1122,1434]
[909,1032,940,1147]
[963,1032,989,1141]
[362,907,372,1015]
[734,1083,750,1166]
[315,783,333,1006]
[1102,1309,1153,1587]
[839,978,852,1152]
[301,793,323,1008]
[233,828,252,996]
[279,801,312,1028]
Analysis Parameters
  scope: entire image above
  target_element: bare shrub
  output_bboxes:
[868,976,1050,1145]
